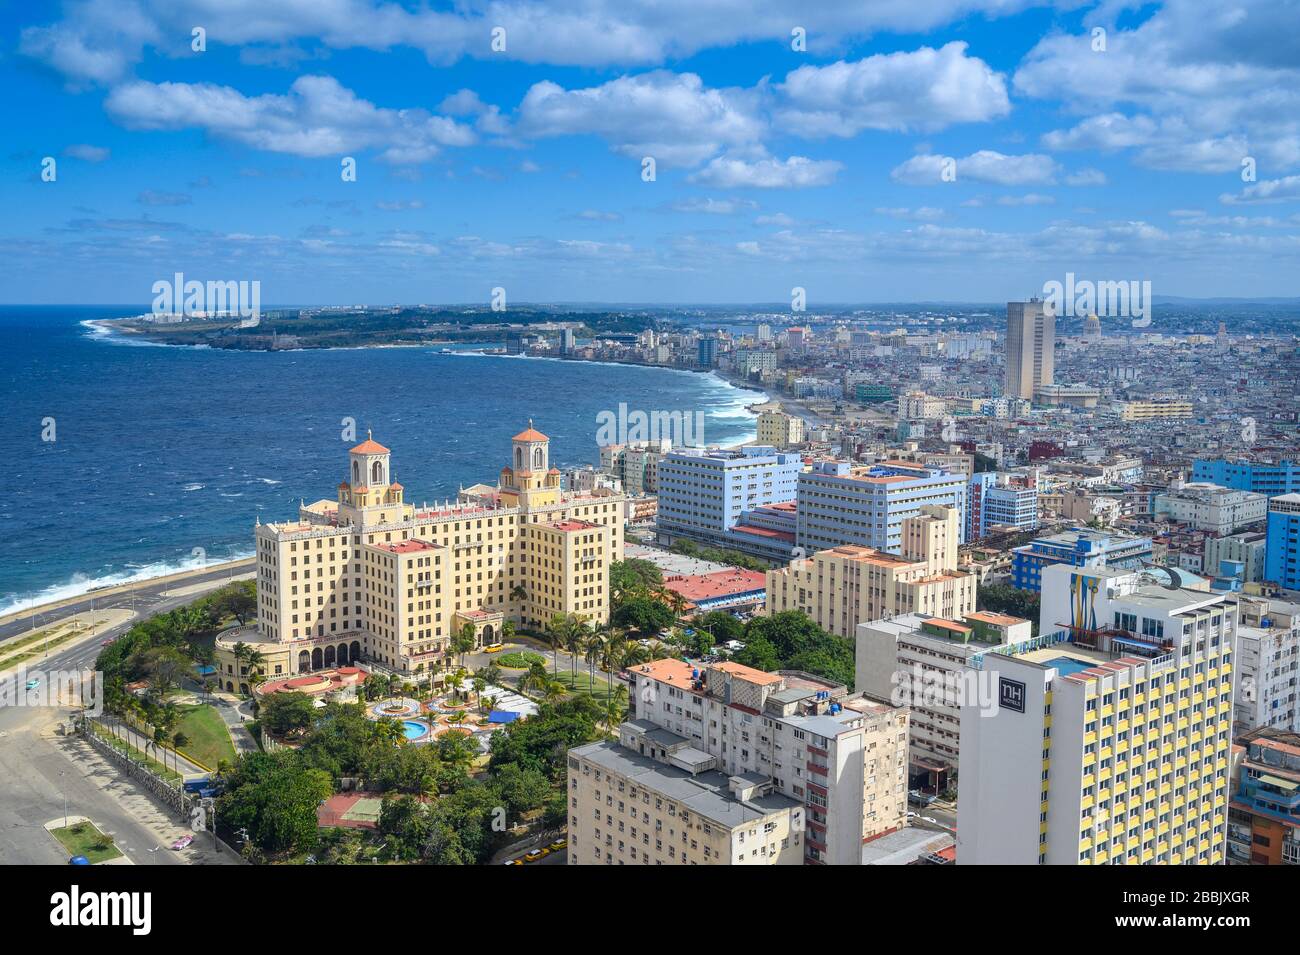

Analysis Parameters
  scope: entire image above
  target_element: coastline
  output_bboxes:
[10,321,766,613]
[0,557,256,625]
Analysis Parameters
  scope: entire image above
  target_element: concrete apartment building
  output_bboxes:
[768,506,976,640]
[1204,530,1268,584]
[1227,728,1300,865]
[656,445,802,560]
[1194,458,1300,498]
[856,611,1031,788]
[599,440,670,495]
[756,408,805,448]
[957,564,1236,865]
[968,471,1040,540]
[1153,482,1267,535]
[796,459,968,554]
[1118,398,1193,421]
[567,723,805,866]
[1232,593,1300,735]
[581,658,909,865]
[213,425,623,687]
[1011,527,1153,592]
[1265,493,1300,590]
[1005,298,1055,400]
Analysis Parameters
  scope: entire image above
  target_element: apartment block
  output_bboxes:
[796,459,967,554]
[1119,398,1193,421]
[756,408,806,448]
[856,611,1031,786]
[1232,594,1300,734]
[656,446,802,559]
[1011,527,1153,592]
[1153,482,1267,535]
[1193,458,1300,498]
[567,727,805,866]
[768,506,975,640]
[1227,729,1300,865]
[609,658,909,865]
[1265,494,1300,590]
[968,471,1040,540]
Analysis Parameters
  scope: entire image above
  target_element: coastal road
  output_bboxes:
[0,560,254,645]
[0,572,247,865]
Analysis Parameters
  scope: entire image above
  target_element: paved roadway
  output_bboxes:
[0,571,248,865]
[0,562,253,645]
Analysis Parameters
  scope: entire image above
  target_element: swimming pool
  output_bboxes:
[402,720,430,741]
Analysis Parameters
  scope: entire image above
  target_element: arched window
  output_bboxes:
[352,461,360,485]
[533,447,543,469]
[372,460,383,484]
[515,447,522,469]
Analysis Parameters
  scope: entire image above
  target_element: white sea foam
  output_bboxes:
[0,551,255,616]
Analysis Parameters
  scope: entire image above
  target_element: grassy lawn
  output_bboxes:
[552,670,623,704]
[50,821,123,864]
[0,624,82,669]
[175,703,236,770]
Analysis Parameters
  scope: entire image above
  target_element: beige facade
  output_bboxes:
[1005,299,1055,400]
[1119,398,1193,421]
[567,725,805,866]
[756,409,806,448]
[766,506,976,640]
[223,425,624,684]
[596,658,908,865]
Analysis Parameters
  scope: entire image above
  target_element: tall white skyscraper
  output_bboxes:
[1005,298,1055,400]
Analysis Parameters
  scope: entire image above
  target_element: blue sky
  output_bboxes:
[3,0,1299,305]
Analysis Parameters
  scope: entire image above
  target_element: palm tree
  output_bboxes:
[541,679,568,705]
[583,632,603,685]
[564,622,587,679]
[544,614,571,677]
[471,673,487,710]
[445,668,466,702]
[604,684,629,730]
[244,648,266,692]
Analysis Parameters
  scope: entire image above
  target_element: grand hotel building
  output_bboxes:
[215,424,624,691]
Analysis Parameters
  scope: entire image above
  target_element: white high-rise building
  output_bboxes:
[957,564,1236,865]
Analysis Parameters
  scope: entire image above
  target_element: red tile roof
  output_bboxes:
[350,439,390,454]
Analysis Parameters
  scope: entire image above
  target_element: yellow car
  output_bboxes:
[484,643,504,653]
[503,858,524,866]
[523,847,550,862]
[549,839,568,852]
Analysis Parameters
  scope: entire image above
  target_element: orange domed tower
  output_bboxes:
[499,420,561,508]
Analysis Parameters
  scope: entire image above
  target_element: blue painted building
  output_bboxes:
[795,459,967,553]
[655,446,801,559]
[1011,528,1153,592]
[1193,459,1300,497]
[1264,494,1300,590]
[967,472,1039,540]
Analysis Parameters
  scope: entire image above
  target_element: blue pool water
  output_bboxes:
[1047,656,1095,678]
[402,720,429,740]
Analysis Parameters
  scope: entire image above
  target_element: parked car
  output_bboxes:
[483,643,504,653]
[170,835,193,850]
[25,678,40,690]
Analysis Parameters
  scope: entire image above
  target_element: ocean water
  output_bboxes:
[0,306,764,612]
